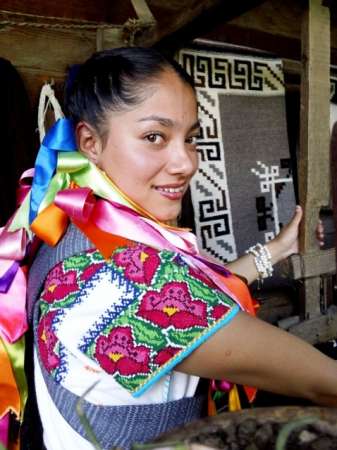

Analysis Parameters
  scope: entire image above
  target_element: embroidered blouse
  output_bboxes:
[35,240,240,448]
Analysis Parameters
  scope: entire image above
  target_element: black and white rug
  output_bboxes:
[178,46,296,265]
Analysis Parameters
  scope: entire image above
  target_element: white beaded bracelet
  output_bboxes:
[245,243,273,282]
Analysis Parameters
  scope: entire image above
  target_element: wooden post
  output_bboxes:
[298,0,331,319]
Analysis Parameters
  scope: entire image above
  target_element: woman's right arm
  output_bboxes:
[176,310,337,407]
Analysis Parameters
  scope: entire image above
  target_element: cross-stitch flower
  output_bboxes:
[154,346,181,366]
[42,264,79,303]
[137,281,208,329]
[94,326,150,376]
[211,304,230,320]
[38,310,60,372]
[113,244,160,284]
[80,262,105,282]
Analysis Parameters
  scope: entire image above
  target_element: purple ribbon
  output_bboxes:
[0,261,20,293]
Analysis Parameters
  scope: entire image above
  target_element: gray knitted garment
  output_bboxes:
[29,223,205,450]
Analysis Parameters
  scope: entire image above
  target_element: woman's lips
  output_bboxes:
[154,184,185,200]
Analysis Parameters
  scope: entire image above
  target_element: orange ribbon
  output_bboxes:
[30,203,69,247]
[0,338,20,420]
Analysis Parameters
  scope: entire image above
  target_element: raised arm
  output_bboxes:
[226,205,303,284]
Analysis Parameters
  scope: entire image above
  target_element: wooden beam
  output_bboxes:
[290,249,336,280]
[298,0,331,318]
[0,26,97,73]
[153,0,267,49]
[288,306,337,344]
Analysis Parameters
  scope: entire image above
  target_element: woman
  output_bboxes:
[23,47,337,450]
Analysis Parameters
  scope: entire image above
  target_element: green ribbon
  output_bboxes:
[9,152,132,234]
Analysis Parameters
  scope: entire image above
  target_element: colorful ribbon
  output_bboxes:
[0,413,9,448]
[0,337,20,420]
[29,118,77,223]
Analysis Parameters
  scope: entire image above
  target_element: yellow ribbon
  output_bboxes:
[228,384,242,412]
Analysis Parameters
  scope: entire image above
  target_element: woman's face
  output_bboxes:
[96,70,199,223]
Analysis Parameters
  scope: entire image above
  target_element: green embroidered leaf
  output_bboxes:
[91,251,104,262]
[168,327,203,347]
[186,277,221,305]
[153,260,186,287]
[160,249,176,261]
[64,254,92,271]
[56,293,78,309]
[39,301,50,316]
[115,374,149,392]
[127,316,167,350]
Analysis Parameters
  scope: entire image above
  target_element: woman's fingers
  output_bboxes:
[316,219,325,246]
[289,205,302,229]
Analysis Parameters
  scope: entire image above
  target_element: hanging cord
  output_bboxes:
[0,9,120,30]
[37,83,64,143]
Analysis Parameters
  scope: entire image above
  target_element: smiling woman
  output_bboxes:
[20,47,337,450]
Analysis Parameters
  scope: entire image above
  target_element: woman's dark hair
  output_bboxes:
[64,47,194,137]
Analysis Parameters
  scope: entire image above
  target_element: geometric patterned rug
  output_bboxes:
[177,46,296,266]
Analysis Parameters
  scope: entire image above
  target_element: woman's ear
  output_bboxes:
[76,121,103,164]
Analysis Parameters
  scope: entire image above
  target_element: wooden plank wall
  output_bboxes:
[0,26,98,109]
[2,0,337,109]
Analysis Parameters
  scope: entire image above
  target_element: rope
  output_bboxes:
[0,10,123,30]
[38,83,64,143]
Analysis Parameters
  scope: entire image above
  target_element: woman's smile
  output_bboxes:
[153,183,187,200]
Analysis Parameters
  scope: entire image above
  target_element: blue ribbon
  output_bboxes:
[29,118,77,223]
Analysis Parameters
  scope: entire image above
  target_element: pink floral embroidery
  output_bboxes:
[211,304,230,320]
[94,327,150,375]
[42,264,79,303]
[80,262,105,282]
[113,245,160,284]
[154,346,181,366]
[38,311,60,372]
[138,281,208,329]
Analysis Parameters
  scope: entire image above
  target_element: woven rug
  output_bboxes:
[178,46,296,267]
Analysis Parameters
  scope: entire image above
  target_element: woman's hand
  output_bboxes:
[316,219,325,247]
[267,205,303,265]
[226,205,303,284]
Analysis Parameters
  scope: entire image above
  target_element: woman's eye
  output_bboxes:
[145,133,163,144]
[186,136,199,145]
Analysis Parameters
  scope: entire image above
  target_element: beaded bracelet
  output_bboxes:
[245,243,273,281]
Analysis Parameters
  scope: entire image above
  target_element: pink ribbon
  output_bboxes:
[211,379,232,393]
[0,265,27,342]
[0,227,27,261]
[0,413,9,448]
[16,168,34,207]
[0,188,30,342]
[55,188,95,223]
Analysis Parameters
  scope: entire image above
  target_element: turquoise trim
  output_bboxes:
[132,304,240,398]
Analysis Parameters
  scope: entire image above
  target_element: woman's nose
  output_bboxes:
[167,142,198,175]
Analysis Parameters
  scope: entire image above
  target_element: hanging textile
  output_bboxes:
[177,44,296,275]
